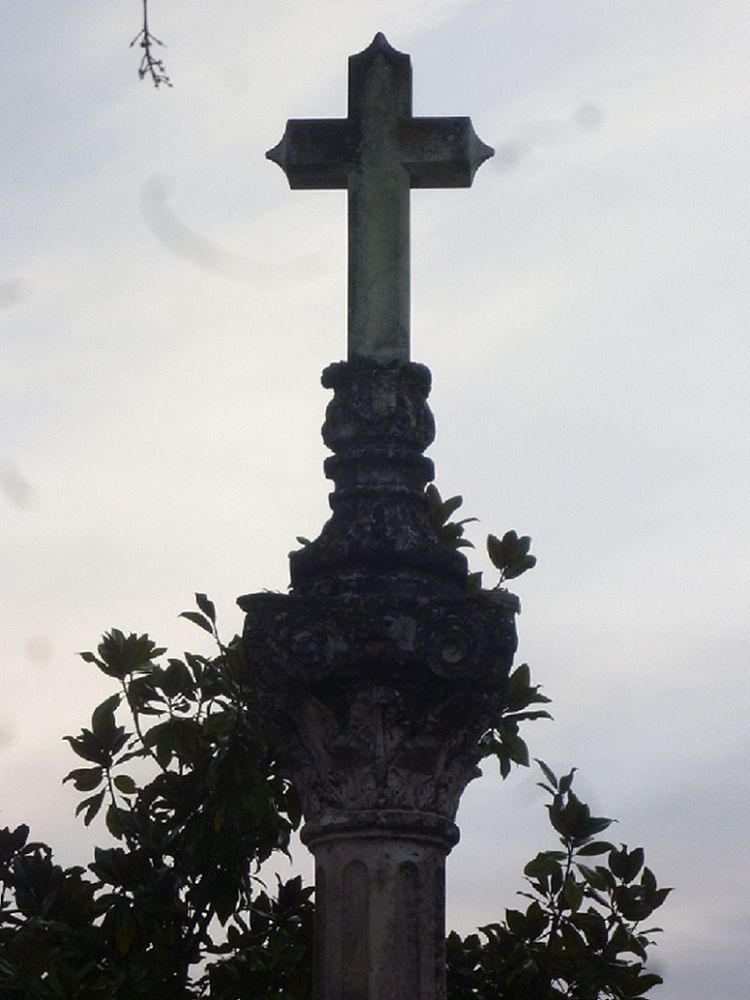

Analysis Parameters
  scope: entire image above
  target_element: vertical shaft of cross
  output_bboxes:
[347,168,410,362]
[347,34,412,362]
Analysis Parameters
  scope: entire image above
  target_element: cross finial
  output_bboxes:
[267,34,493,363]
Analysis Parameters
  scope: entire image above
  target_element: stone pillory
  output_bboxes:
[267,32,494,363]
[241,34,512,1000]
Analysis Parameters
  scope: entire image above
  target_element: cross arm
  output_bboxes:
[400,117,494,188]
[266,119,355,190]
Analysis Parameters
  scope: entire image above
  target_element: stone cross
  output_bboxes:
[243,35,512,1000]
[267,32,494,363]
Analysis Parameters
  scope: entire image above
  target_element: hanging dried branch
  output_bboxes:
[130,0,172,87]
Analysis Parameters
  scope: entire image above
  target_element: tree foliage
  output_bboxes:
[425,485,537,593]
[0,595,668,997]
[447,761,669,999]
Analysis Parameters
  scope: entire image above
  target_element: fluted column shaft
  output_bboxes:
[304,813,457,1000]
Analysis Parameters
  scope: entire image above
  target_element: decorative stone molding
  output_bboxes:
[239,353,521,828]
[290,361,467,597]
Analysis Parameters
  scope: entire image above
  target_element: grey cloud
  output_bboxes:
[492,102,604,170]
[0,278,31,310]
[140,175,327,287]
[0,462,34,509]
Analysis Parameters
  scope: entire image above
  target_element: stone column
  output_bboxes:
[239,361,518,1000]
[305,813,456,1000]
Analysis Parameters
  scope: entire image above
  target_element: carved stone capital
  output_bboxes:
[238,589,519,826]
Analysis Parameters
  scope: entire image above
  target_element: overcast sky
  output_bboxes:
[2,1,749,996]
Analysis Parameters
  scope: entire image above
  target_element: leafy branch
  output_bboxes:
[426,483,479,551]
[480,663,552,778]
[447,762,671,1000]
[425,484,537,590]
[487,530,537,587]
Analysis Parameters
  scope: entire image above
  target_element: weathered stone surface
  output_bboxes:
[307,822,454,1000]
[266,33,494,363]
[291,360,466,597]
[239,589,518,821]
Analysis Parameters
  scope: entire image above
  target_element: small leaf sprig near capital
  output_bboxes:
[425,484,537,592]
[486,529,537,587]
[426,484,550,780]
[425,484,479,552]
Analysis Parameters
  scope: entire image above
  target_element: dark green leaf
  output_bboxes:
[502,729,530,767]
[115,904,136,956]
[179,610,214,635]
[623,846,645,883]
[609,846,627,880]
[536,782,557,795]
[195,593,216,624]
[576,864,610,891]
[641,864,656,893]
[113,774,137,795]
[559,768,577,794]
[635,973,664,994]
[571,910,608,950]
[440,495,465,521]
[63,766,103,792]
[503,554,538,579]
[576,840,615,856]
[500,529,519,556]
[63,731,106,765]
[505,662,531,711]
[76,789,106,826]
[425,483,441,507]
[579,815,614,840]
[504,710,553,722]
[454,538,475,549]
[486,534,505,569]
[92,694,120,744]
[0,823,29,861]
[78,651,102,666]
[535,759,558,789]
[562,875,584,912]
[524,852,565,880]
[105,804,125,840]
[505,908,526,936]
[161,658,192,698]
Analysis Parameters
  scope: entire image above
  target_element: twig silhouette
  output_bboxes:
[130,0,172,87]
